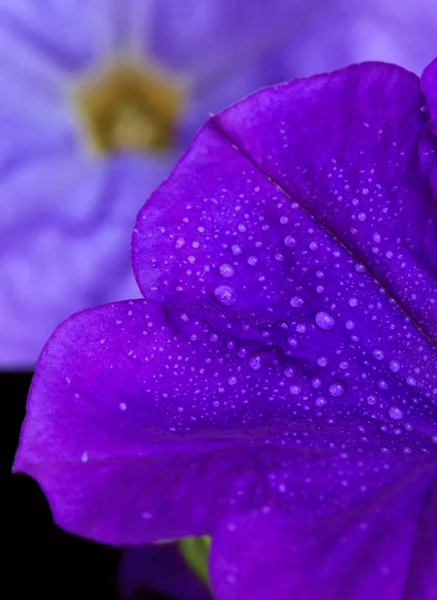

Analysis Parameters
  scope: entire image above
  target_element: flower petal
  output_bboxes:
[215,61,437,341]
[0,0,123,74]
[14,300,437,599]
[133,63,437,446]
[210,465,437,600]
[0,153,174,367]
[119,544,211,600]
[16,60,437,599]
[422,57,437,137]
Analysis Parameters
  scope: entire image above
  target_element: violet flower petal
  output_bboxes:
[422,57,437,137]
[15,59,437,598]
[119,544,211,600]
[209,475,437,600]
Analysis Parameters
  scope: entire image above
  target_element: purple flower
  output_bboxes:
[119,543,211,600]
[1,1,436,368]
[14,54,437,598]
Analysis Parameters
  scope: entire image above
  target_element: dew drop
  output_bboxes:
[372,349,384,361]
[389,360,400,373]
[284,235,297,248]
[249,355,262,371]
[388,406,404,420]
[315,311,335,330]
[287,337,299,349]
[214,285,238,307]
[329,382,345,397]
[290,296,305,308]
[219,263,235,278]
[289,384,301,395]
[247,256,258,267]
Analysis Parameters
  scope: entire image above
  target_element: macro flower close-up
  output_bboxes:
[1,0,436,368]
[13,48,437,600]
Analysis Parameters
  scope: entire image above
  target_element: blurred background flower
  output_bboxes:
[0,0,435,369]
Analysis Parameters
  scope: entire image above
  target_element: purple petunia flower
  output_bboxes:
[1,0,436,368]
[14,54,437,598]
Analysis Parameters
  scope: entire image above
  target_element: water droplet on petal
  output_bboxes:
[317,356,328,367]
[249,355,262,371]
[287,337,299,349]
[290,296,305,308]
[289,384,301,395]
[284,235,297,248]
[389,360,401,373]
[247,256,258,267]
[219,263,235,278]
[329,382,345,397]
[214,285,238,307]
[388,407,404,420]
[372,349,384,361]
[315,311,335,330]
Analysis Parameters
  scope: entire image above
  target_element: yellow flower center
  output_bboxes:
[74,59,184,153]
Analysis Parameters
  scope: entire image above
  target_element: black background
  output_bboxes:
[4,372,169,600]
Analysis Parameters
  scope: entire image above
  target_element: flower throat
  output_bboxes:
[74,59,184,153]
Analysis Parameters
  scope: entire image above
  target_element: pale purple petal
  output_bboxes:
[0,154,176,367]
